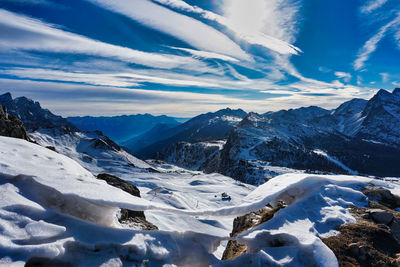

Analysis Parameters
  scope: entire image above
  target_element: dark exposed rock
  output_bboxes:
[46,146,57,152]
[25,257,72,267]
[367,209,394,225]
[323,187,400,267]
[97,173,140,197]
[222,201,286,261]
[323,209,400,266]
[0,92,76,132]
[363,185,400,209]
[96,173,158,230]
[155,141,223,170]
[0,104,30,141]
[90,135,121,151]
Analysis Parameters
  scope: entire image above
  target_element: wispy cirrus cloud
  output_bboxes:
[360,0,388,14]
[0,67,222,88]
[152,0,302,55]
[353,13,400,71]
[0,8,208,70]
[0,77,375,117]
[87,0,250,61]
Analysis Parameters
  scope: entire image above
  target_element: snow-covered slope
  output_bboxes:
[355,88,400,148]
[29,129,154,175]
[129,108,247,159]
[2,136,400,266]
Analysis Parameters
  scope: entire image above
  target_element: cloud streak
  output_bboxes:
[0,8,207,70]
[354,13,400,71]
[152,0,302,55]
[360,0,388,14]
[87,0,250,61]
[0,78,376,117]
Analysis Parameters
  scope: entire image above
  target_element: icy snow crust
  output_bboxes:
[1,136,400,266]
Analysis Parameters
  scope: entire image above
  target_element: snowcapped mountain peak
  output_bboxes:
[214,107,247,118]
[332,98,367,116]
[371,88,400,104]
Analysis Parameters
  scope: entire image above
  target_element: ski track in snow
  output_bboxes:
[1,136,400,266]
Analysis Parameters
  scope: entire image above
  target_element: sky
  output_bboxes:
[0,0,399,117]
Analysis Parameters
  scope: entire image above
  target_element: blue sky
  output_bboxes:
[0,0,399,116]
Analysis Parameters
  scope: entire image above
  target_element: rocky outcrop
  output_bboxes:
[97,173,157,230]
[222,201,286,261]
[156,140,224,170]
[0,92,76,132]
[363,185,400,209]
[323,186,400,266]
[0,104,30,141]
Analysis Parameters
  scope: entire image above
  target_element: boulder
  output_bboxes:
[363,186,400,209]
[97,173,157,230]
[367,209,394,225]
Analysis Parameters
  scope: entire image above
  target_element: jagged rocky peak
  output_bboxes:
[237,112,265,127]
[214,107,247,118]
[0,103,30,141]
[0,92,76,132]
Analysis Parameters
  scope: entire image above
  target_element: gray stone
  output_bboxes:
[367,209,394,225]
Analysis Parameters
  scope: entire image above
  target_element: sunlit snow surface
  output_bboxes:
[1,135,400,266]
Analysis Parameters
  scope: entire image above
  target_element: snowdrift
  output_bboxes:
[1,136,400,266]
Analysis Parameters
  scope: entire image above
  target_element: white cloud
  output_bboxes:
[360,0,388,14]
[354,13,400,70]
[0,78,376,117]
[380,72,389,82]
[393,81,400,87]
[0,9,205,70]
[87,0,250,61]
[334,71,352,83]
[152,0,302,55]
[0,67,222,88]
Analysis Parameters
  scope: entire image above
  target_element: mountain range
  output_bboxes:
[151,88,400,184]
[67,114,180,143]
[1,89,400,185]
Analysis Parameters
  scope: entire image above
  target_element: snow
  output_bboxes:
[29,129,152,174]
[1,135,400,266]
[25,221,66,240]
[313,149,358,175]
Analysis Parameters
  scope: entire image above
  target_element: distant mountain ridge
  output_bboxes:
[154,88,400,184]
[0,92,76,131]
[67,114,180,143]
[126,107,247,159]
[0,92,155,173]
